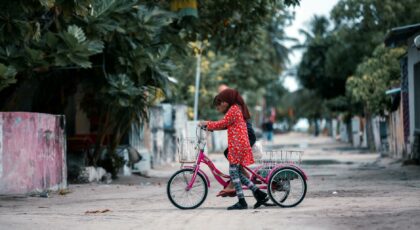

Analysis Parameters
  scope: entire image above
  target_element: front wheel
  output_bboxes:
[167,168,208,209]
[268,167,307,208]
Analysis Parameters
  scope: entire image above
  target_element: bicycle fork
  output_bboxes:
[185,149,206,191]
[185,165,200,191]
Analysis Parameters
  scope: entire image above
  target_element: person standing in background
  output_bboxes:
[262,117,274,142]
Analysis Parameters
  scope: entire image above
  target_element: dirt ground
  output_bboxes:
[1,132,420,230]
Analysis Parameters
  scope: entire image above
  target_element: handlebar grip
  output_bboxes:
[200,125,213,132]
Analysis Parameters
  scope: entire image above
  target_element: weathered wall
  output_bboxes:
[351,117,362,147]
[339,117,349,143]
[407,33,420,153]
[371,117,384,152]
[0,112,67,194]
[148,106,165,167]
[388,106,406,158]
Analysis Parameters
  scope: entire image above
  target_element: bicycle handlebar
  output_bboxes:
[198,125,213,132]
[196,124,214,142]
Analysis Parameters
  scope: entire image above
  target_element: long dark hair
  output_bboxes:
[213,88,251,120]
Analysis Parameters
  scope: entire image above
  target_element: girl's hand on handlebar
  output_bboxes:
[199,121,213,132]
[198,121,208,127]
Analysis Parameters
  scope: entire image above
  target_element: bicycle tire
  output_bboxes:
[167,168,208,209]
[267,167,307,208]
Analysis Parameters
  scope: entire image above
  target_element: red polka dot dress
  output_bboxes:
[207,105,254,166]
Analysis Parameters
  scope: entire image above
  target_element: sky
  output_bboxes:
[282,0,340,92]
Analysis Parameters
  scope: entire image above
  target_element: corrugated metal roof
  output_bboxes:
[385,87,401,95]
[384,23,420,47]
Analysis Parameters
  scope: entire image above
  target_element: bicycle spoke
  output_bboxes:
[268,168,306,207]
[167,169,207,209]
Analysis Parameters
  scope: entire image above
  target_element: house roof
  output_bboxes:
[385,87,401,95]
[384,23,420,47]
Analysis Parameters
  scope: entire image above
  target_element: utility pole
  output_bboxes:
[193,42,202,121]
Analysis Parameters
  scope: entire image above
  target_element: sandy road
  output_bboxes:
[1,133,420,230]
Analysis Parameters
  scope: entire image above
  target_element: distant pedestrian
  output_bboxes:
[262,117,274,141]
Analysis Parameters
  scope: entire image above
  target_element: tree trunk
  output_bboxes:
[364,107,375,151]
[346,119,353,144]
[106,121,131,178]
[91,108,111,166]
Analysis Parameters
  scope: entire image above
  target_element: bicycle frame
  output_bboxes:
[184,147,270,191]
[183,126,308,192]
[168,127,308,209]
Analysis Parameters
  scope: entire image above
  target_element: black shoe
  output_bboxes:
[253,189,269,209]
[227,198,248,210]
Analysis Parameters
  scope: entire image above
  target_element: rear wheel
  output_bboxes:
[268,167,306,207]
[167,168,208,209]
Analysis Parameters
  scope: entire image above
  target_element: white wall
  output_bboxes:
[351,117,361,147]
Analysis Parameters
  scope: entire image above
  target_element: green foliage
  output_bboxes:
[295,0,420,119]
[178,0,299,49]
[0,0,301,171]
[297,16,333,97]
[168,49,235,119]
[347,45,406,114]
[39,0,55,8]
[0,1,103,69]
[226,7,295,89]
[106,74,146,108]
[0,0,179,172]
[54,25,104,68]
[326,0,420,100]
[331,0,420,30]
[264,79,288,113]
[0,63,17,91]
[169,4,295,119]
[286,89,327,120]
[78,2,179,170]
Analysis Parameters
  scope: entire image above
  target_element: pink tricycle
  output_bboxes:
[167,126,308,209]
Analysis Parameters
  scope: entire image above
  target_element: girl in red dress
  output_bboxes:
[200,89,268,210]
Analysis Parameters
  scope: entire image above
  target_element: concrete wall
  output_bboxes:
[350,116,368,148]
[371,117,382,152]
[129,124,151,174]
[146,104,189,167]
[148,106,165,167]
[128,103,228,170]
[125,104,190,174]
[339,118,349,143]
[407,33,420,153]
[0,112,67,194]
[351,117,362,147]
[332,119,337,139]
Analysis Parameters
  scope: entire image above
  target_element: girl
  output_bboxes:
[200,89,268,210]
[217,88,256,197]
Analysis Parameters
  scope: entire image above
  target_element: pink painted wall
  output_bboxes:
[0,112,67,194]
